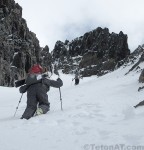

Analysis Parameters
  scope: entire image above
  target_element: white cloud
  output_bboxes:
[14,0,144,51]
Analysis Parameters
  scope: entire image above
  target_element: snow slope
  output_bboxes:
[0,64,144,150]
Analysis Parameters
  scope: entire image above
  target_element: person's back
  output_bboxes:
[26,64,43,85]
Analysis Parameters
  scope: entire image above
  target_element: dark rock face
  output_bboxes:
[122,44,144,91]
[124,45,144,81]
[0,0,43,86]
[139,69,144,83]
[52,27,130,77]
[40,45,52,71]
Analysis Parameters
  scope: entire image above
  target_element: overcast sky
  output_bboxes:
[14,0,144,52]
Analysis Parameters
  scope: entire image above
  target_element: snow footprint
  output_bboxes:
[57,119,66,124]
[98,130,111,139]
[123,135,142,144]
[122,106,135,120]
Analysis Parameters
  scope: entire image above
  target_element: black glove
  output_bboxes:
[57,78,63,86]
[57,78,62,81]
[19,85,28,93]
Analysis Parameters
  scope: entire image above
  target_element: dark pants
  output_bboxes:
[75,78,79,85]
[22,83,50,119]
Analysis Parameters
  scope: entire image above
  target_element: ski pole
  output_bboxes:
[55,69,62,110]
[14,93,23,117]
[59,88,63,111]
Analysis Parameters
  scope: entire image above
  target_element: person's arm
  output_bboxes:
[19,84,28,93]
[43,78,63,88]
[15,79,25,87]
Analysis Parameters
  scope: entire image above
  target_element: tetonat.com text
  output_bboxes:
[83,144,144,150]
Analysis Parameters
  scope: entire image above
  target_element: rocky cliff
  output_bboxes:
[52,27,130,76]
[0,0,46,86]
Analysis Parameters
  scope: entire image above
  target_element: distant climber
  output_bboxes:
[72,69,82,85]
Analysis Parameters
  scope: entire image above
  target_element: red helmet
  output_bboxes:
[29,64,43,74]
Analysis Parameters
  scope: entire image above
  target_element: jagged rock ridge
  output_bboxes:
[52,27,130,76]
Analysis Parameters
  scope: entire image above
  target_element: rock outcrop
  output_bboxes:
[0,0,42,86]
[52,27,130,76]
[124,45,144,81]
